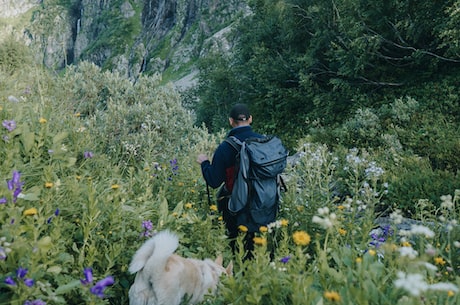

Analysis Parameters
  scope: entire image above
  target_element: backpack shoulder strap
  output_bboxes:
[225,136,243,152]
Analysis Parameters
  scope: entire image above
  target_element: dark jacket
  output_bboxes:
[200,125,261,190]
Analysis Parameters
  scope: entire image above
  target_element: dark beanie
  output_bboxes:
[229,103,251,121]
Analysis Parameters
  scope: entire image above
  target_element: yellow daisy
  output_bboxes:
[23,208,38,216]
[293,230,311,246]
[238,225,248,232]
[324,291,341,302]
[253,236,267,246]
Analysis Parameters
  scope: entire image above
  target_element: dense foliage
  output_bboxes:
[193,0,460,212]
[195,0,460,143]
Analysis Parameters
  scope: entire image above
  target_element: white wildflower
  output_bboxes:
[398,246,418,259]
[410,225,435,238]
[429,283,459,293]
[390,209,403,225]
[440,194,453,210]
[394,272,429,296]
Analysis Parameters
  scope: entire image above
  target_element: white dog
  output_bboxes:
[128,230,232,305]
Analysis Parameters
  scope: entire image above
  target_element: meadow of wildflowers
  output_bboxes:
[1,63,459,305]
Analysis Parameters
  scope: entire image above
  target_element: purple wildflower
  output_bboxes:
[16,267,28,279]
[90,276,114,298]
[80,267,93,285]
[24,278,34,287]
[0,197,7,204]
[83,151,94,159]
[141,220,154,237]
[24,300,46,305]
[54,208,60,216]
[7,171,24,203]
[2,120,16,132]
[0,247,6,260]
[169,158,179,175]
[280,255,291,264]
[5,276,16,285]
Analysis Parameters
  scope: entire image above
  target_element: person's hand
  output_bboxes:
[196,154,209,164]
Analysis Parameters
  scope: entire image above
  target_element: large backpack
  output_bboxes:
[225,135,288,229]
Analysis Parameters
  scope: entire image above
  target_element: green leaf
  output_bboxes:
[21,131,35,154]
[53,131,68,144]
[55,280,82,295]
[18,192,40,201]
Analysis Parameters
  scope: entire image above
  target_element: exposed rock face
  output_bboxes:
[0,0,247,80]
[0,0,37,18]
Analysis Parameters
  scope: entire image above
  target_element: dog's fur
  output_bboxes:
[128,230,232,305]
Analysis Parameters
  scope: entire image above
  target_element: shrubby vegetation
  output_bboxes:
[194,0,460,214]
[1,36,460,304]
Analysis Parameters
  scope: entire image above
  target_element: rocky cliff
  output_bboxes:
[0,0,247,81]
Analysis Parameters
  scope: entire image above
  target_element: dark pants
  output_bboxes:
[218,191,254,261]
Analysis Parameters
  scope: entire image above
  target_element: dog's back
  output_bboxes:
[128,230,231,305]
[128,230,179,305]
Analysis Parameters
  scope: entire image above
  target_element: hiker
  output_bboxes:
[196,104,263,257]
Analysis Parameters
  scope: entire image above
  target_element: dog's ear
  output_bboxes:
[226,261,233,276]
[215,254,223,266]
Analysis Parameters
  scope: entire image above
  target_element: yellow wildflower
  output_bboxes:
[177,182,184,187]
[238,225,248,232]
[293,231,311,246]
[401,241,411,247]
[218,216,223,221]
[23,208,38,216]
[338,228,347,236]
[253,236,267,246]
[209,204,218,211]
[172,212,178,217]
[259,226,268,233]
[185,202,193,209]
[447,290,455,297]
[111,184,120,189]
[324,291,341,302]
[39,117,47,124]
[434,257,446,266]
[280,219,289,227]
[355,257,362,263]
[337,205,345,210]
[75,112,81,117]
[45,182,53,188]
[368,249,376,256]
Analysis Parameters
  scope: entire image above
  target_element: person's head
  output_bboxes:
[229,103,252,127]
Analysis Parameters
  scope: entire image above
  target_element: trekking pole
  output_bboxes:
[206,183,212,206]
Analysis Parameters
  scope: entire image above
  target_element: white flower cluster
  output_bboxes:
[440,194,454,210]
[0,237,12,260]
[398,246,418,259]
[400,225,435,239]
[389,209,404,225]
[312,207,336,230]
[267,220,284,233]
[365,161,384,179]
[394,271,458,297]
